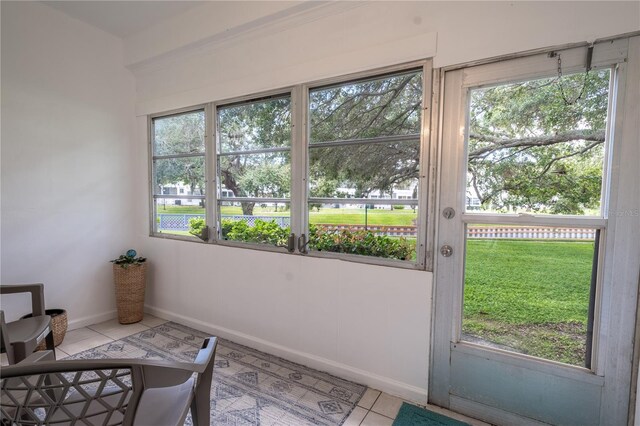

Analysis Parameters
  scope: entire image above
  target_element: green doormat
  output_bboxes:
[393,403,470,426]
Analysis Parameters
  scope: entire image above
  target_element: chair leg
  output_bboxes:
[189,392,210,426]
[190,399,199,426]
[45,330,56,360]
[5,345,15,365]
[12,343,27,364]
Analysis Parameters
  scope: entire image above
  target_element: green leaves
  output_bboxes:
[224,219,290,246]
[217,220,412,260]
[308,224,412,260]
[110,250,146,268]
[467,69,610,214]
[188,217,207,240]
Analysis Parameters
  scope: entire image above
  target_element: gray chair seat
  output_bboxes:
[5,315,51,345]
[135,377,195,425]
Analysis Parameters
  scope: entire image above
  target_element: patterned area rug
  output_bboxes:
[69,322,366,425]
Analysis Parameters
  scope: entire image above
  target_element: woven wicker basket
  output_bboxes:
[113,263,147,324]
[23,309,68,350]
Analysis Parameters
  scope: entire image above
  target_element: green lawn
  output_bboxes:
[156,205,205,214]
[158,206,418,226]
[309,208,417,226]
[463,239,594,366]
[219,206,418,226]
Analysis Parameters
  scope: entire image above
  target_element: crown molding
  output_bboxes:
[126,1,366,74]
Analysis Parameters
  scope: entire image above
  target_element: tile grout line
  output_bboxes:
[358,391,389,426]
[85,326,118,341]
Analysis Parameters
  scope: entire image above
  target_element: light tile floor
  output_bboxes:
[1,315,488,426]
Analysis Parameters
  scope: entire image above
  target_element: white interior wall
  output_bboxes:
[0,2,137,327]
[128,1,639,403]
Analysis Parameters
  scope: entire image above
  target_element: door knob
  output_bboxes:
[440,245,453,257]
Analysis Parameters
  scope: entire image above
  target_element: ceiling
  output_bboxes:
[42,1,205,38]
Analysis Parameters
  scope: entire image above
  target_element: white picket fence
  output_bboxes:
[316,225,595,240]
[466,227,596,240]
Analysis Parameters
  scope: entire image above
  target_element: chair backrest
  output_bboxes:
[1,337,217,426]
[1,283,49,364]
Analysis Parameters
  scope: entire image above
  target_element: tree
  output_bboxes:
[467,70,609,214]
[308,68,610,215]
[157,69,610,217]
[154,111,206,202]
[218,97,291,215]
[309,71,423,198]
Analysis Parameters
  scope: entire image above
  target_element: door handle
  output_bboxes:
[298,234,310,254]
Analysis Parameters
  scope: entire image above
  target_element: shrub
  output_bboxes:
[393,205,405,210]
[226,219,289,246]
[217,220,413,260]
[220,219,235,239]
[308,224,412,260]
[188,217,206,239]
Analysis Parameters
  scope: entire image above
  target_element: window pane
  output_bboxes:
[219,152,290,199]
[220,201,290,246]
[155,198,205,238]
[308,69,423,264]
[153,110,205,156]
[309,70,422,143]
[154,157,205,196]
[218,96,291,152]
[308,203,418,261]
[462,224,598,366]
[309,141,419,198]
[466,70,610,215]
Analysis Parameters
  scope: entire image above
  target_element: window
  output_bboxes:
[216,94,292,248]
[148,62,431,268]
[305,69,424,264]
[461,68,613,367]
[150,109,206,238]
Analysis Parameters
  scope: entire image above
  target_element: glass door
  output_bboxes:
[430,39,638,425]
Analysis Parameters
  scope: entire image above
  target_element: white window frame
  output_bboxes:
[301,60,433,269]
[212,89,295,254]
[147,60,435,270]
[148,105,209,242]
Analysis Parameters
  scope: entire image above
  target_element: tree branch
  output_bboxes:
[534,141,601,179]
[468,129,605,160]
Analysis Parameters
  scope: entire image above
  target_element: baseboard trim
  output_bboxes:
[68,310,117,331]
[145,305,428,404]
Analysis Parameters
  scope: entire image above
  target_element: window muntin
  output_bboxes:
[151,109,206,238]
[216,95,292,247]
[465,69,611,216]
[307,69,423,263]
